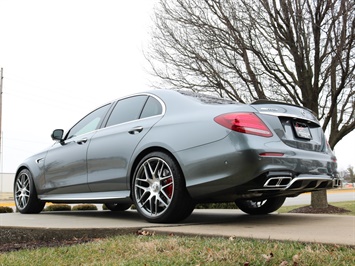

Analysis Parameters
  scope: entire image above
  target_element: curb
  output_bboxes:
[0,202,14,207]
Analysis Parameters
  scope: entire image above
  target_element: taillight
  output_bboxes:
[214,113,273,137]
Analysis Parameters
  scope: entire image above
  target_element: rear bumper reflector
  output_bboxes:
[259,152,284,157]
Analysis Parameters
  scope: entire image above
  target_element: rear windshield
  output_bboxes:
[179,90,239,105]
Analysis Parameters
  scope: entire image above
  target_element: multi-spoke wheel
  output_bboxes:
[14,169,45,214]
[104,203,132,211]
[132,152,195,223]
[235,197,286,215]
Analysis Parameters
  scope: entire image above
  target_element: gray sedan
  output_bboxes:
[14,90,340,223]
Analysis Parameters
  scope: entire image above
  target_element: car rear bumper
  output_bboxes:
[249,173,342,192]
[178,133,339,201]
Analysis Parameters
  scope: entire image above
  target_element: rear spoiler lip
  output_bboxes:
[251,100,311,111]
[251,100,319,125]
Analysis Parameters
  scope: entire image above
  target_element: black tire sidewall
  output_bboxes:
[14,169,44,214]
[235,197,286,215]
[104,203,132,211]
[132,151,192,223]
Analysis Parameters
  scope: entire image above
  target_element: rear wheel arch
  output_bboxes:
[131,150,194,223]
[129,147,186,190]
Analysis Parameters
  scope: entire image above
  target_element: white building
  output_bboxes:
[0,173,15,193]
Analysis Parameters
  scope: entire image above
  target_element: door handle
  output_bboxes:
[76,138,88,144]
[128,126,143,135]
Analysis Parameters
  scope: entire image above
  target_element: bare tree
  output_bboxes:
[347,165,355,183]
[147,0,354,208]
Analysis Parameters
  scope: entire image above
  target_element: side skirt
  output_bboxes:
[38,190,131,204]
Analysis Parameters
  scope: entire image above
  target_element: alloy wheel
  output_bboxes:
[133,157,174,218]
[14,172,31,210]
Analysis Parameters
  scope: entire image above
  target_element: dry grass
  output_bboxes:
[1,234,354,265]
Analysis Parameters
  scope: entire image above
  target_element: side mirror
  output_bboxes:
[51,129,64,141]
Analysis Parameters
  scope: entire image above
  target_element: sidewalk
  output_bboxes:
[1,209,354,246]
[1,188,354,247]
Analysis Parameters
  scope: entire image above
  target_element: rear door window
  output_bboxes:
[140,96,163,118]
[106,95,148,127]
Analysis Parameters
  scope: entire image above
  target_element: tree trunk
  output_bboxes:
[311,190,328,209]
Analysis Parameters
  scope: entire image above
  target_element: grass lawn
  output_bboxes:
[1,234,354,265]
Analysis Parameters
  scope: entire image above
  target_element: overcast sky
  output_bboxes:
[0,0,157,173]
[0,0,353,174]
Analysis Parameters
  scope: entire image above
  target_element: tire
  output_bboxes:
[14,169,45,214]
[104,203,132,211]
[132,151,195,223]
[235,197,286,215]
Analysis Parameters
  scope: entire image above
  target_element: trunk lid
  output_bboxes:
[251,100,327,153]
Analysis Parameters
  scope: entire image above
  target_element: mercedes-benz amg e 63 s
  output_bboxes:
[14,89,341,223]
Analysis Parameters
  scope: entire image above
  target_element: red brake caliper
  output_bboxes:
[164,178,173,198]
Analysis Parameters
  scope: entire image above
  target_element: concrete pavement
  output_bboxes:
[150,210,355,246]
[1,209,354,246]
[1,190,354,246]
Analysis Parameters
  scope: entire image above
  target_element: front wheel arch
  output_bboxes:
[14,168,45,214]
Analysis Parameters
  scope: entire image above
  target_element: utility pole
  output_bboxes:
[0,68,3,161]
[0,68,2,157]
[0,68,3,193]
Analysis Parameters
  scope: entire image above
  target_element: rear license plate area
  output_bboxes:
[293,121,312,139]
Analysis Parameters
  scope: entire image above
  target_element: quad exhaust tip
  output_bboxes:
[261,176,339,191]
[264,177,292,188]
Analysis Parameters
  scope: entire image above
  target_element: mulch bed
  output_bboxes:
[0,238,96,253]
[289,204,351,214]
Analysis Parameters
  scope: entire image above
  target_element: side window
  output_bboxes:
[66,104,111,139]
[106,96,148,127]
[140,96,163,119]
